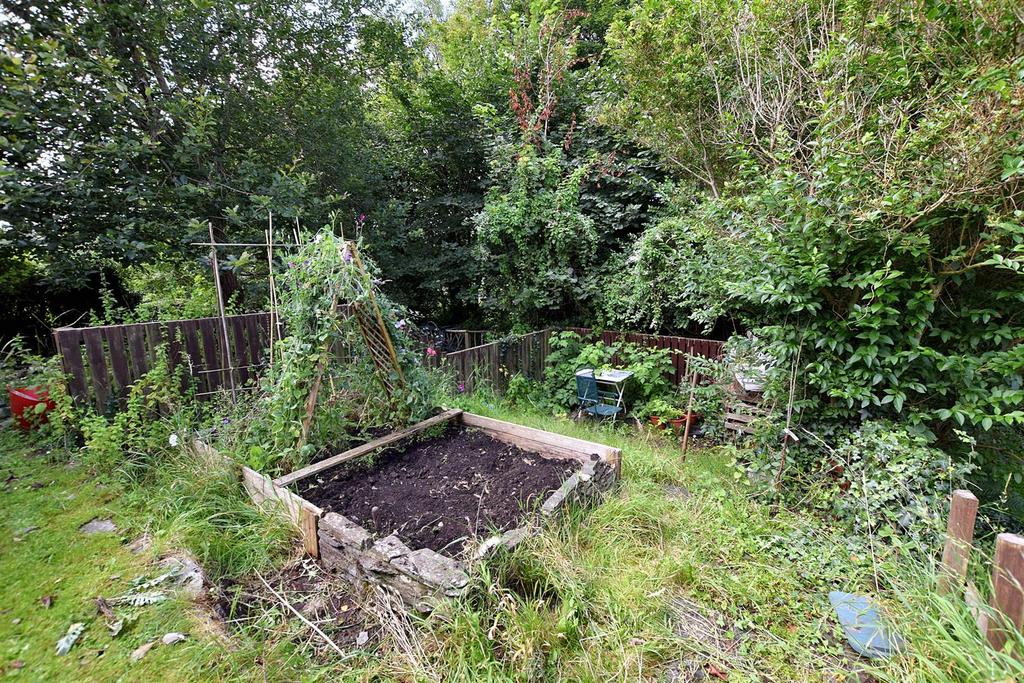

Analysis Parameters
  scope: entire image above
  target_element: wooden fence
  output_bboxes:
[53,313,271,412]
[564,327,725,384]
[939,490,1023,652]
[433,327,725,394]
[437,330,553,393]
[53,315,726,411]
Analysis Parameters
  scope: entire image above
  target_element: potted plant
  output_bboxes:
[2,338,57,431]
[643,398,685,429]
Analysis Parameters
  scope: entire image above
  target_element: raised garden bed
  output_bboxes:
[234,410,621,610]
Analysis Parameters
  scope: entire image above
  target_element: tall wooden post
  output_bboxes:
[207,222,236,400]
[986,533,1024,652]
[939,490,979,594]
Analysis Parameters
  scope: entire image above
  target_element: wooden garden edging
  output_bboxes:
[230,409,621,610]
[939,489,1024,652]
[53,313,272,411]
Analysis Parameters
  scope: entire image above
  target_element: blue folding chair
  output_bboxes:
[575,369,623,421]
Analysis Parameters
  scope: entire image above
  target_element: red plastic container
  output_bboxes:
[8,387,56,430]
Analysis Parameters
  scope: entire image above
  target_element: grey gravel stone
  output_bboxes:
[79,518,117,534]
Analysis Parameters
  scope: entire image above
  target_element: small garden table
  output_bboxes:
[577,368,634,412]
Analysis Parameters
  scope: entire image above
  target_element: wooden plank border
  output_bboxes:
[248,410,622,562]
[460,412,621,477]
[274,409,464,488]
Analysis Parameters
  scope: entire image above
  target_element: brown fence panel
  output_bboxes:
[440,329,552,393]
[53,313,273,410]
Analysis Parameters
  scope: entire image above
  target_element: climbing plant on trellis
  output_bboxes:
[243,231,434,473]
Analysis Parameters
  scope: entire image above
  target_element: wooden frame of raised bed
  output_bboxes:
[236,409,621,609]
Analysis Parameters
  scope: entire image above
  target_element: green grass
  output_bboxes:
[3,396,1020,681]
[0,429,226,681]
[0,428,377,682]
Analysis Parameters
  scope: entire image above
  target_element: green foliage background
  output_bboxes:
[3,0,1022,500]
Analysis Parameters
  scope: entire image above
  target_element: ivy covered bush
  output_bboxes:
[824,422,976,545]
[601,0,1024,443]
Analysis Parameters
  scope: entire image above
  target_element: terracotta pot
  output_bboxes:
[8,386,56,431]
[667,413,702,431]
[649,416,663,428]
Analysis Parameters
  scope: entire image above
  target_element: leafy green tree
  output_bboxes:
[1,0,371,310]
[603,0,1024,435]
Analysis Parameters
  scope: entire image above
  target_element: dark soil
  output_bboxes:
[296,426,579,554]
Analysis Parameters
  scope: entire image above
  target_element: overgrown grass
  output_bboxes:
[4,389,1021,681]
[0,428,379,681]
[434,392,1024,682]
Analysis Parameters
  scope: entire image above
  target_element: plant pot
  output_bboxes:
[8,387,55,431]
[649,416,663,428]
[667,413,702,432]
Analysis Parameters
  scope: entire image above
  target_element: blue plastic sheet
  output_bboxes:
[829,591,905,659]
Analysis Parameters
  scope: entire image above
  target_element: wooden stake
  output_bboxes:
[300,506,320,558]
[265,221,276,368]
[680,366,698,459]
[987,533,1024,652]
[207,222,236,400]
[938,490,978,594]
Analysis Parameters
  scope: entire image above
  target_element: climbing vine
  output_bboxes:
[244,231,435,473]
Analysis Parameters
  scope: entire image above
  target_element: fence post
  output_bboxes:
[986,533,1024,651]
[939,490,979,594]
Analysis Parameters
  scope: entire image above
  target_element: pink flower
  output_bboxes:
[457,382,465,393]
[426,347,437,357]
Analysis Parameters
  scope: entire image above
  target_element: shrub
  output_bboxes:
[819,422,974,545]
[540,331,675,412]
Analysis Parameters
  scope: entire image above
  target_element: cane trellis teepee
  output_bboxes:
[297,240,408,450]
[349,245,406,395]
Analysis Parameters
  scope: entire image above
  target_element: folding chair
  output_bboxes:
[575,369,624,421]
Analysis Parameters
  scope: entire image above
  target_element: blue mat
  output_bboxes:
[829,591,906,659]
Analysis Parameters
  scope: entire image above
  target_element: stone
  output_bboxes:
[319,513,372,550]
[161,632,187,645]
[159,555,206,597]
[79,518,117,534]
[373,534,411,560]
[664,484,693,501]
[499,526,531,550]
[399,549,469,590]
[541,490,564,516]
